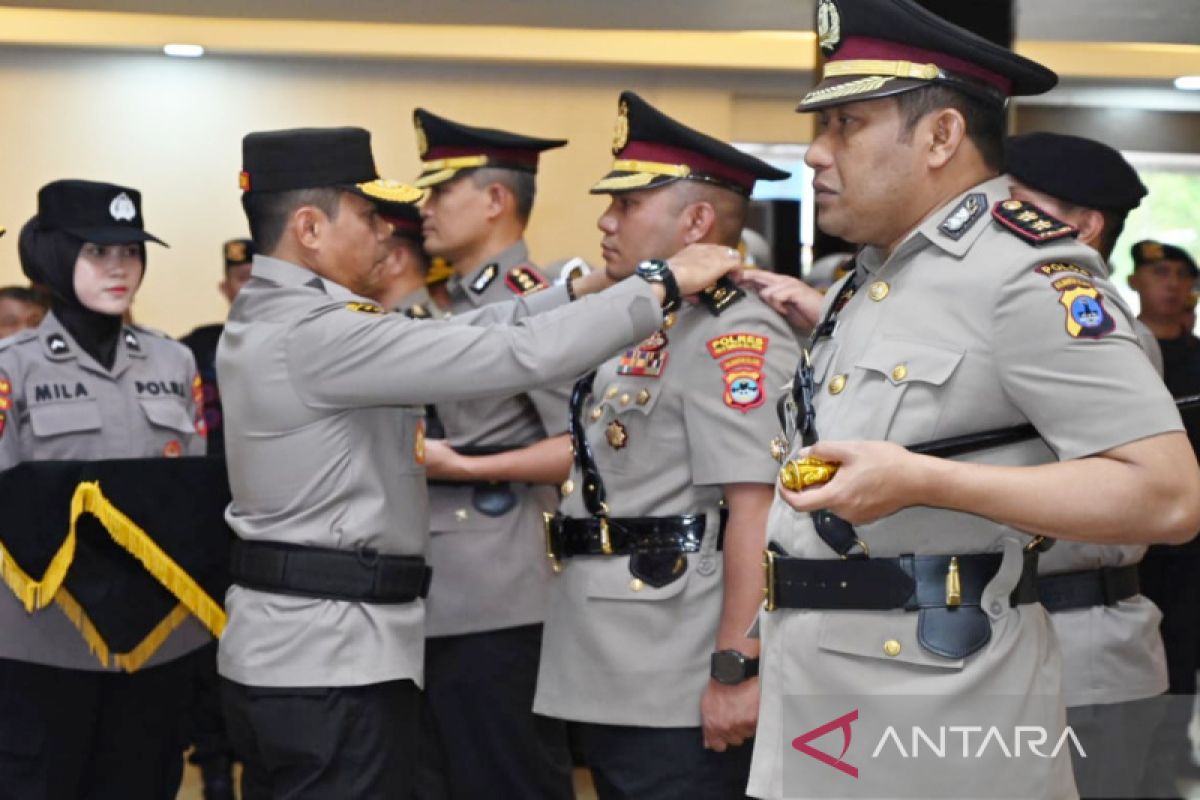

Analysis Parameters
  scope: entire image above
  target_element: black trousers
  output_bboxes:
[575,722,753,800]
[418,623,573,800]
[1067,696,1167,799]
[221,676,420,800]
[0,654,194,800]
[186,641,235,767]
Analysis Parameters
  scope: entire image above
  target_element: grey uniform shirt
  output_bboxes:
[216,254,663,688]
[0,312,209,670]
[426,241,570,637]
[534,292,800,727]
[747,176,1182,800]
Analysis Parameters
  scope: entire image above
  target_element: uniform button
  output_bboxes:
[560,479,575,497]
[636,389,651,406]
[891,364,908,382]
[883,639,902,657]
[630,578,645,592]
[868,281,890,301]
[990,601,1004,615]
[620,393,631,406]
[605,386,619,400]
[590,407,603,421]
[829,374,847,395]
[454,509,469,522]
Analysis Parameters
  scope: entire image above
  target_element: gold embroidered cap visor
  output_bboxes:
[589,159,696,195]
[349,179,426,205]
[796,73,929,112]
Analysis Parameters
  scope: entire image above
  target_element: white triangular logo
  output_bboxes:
[109,192,137,221]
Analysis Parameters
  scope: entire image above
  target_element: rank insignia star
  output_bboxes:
[606,419,628,450]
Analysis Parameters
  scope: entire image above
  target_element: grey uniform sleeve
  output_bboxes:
[291,279,662,409]
[682,312,800,486]
[993,263,1182,461]
[527,382,573,437]
[446,285,571,327]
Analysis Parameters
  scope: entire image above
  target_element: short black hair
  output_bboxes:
[894,85,1006,172]
[469,168,537,222]
[241,187,343,254]
[0,285,45,307]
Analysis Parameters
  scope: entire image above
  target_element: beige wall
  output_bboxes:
[0,47,810,336]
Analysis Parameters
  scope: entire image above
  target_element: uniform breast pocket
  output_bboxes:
[852,339,963,442]
[590,379,665,451]
[585,558,692,602]
[28,399,103,439]
[816,611,965,672]
[138,397,195,435]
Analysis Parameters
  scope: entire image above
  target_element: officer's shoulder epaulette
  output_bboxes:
[504,264,550,297]
[697,278,746,317]
[991,199,1078,246]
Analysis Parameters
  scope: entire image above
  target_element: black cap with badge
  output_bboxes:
[240,126,424,207]
[799,0,1057,112]
[412,109,567,189]
[1006,133,1148,213]
[36,180,166,246]
[1132,240,1199,277]
[592,91,790,197]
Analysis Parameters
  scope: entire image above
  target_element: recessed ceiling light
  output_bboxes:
[1174,75,1200,91]
[163,43,204,58]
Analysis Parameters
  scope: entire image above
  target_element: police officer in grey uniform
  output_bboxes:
[534,91,801,798]
[407,108,576,799]
[749,2,1200,798]
[215,126,742,800]
[370,196,443,318]
[0,179,209,798]
[1004,131,1171,797]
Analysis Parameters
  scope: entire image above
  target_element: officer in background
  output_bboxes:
[533,91,800,798]
[749,1,1200,798]
[370,196,444,316]
[1129,239,1200,794]
[216,126,739,799]
[405,109,577,799]
[180,238,253,457]
[0,285,48,338]
[1004,131,1170,797]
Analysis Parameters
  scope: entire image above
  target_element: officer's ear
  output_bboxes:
[291,206,326,251]
[484,183,511,223]
[1073,209,1106,254]
[925,108,968,170]
[1128,269,1142,292]
[680,201,718,246]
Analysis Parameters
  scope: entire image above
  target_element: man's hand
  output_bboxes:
[701,678,759,752]
[735,269,824,330]
[422,439,469,481]
[777,440,933,525]
[666,244,744,296]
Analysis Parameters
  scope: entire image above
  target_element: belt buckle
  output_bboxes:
[762,548,777,612]
[542,512,562,574]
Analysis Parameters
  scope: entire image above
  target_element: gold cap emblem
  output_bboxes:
[612,101,630,155]
[415,117,429,157]
[817,0,842,55]
[224,240,248,263]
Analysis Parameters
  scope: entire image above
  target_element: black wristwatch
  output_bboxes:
[635,258,682,312]
[711,649,760,685]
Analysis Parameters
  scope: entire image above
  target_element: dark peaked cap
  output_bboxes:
[591,91,790,197]
[413,108,567,188]
[1006,133,1147,212]
[799,0,1057,111]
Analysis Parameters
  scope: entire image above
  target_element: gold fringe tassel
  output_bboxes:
[0,525,75,612]
[53,588,111,667]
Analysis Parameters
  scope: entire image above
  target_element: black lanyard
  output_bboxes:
[568,371,609,517]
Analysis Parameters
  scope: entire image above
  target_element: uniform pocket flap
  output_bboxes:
[855,339,964,387]
[139,397,194,433]
[595,380,663,418]
[816,610,965,670]
[29,399,102,437]
[586,558,691,601]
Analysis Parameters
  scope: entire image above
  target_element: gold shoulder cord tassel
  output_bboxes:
[778,457,840,491]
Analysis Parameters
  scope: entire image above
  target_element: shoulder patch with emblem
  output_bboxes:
[504,266,549,296]
[708,333,770,413]
[1059,283,1114,339]
[939,193,986,240]
[345,302,385,315]
[470,263,499,294]
[992,200,1078,245]
[698,278,745,316]
[0,374,11,439]
[1033,262,1093,280]
[192,373,207,437]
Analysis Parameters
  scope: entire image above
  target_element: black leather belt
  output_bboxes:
[544,512,725,560]
[230,539,431,604]
[1038,564,1140,613]
[763,549,1039,612]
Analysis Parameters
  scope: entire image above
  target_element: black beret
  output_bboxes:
[799,0,1057,111]
[592,91,790,197]
[1006,133,1147,212]
[37,179,166,246]
[1132,240,1199,276]
[413,109,567,188]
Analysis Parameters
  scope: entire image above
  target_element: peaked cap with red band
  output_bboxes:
[413,108,567,189]
[798,0,1057,112]
[591,91,790,197]
[376,197,424,244]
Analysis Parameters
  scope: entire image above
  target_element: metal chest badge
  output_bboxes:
[617,328,669,378]
[606,419,628,450]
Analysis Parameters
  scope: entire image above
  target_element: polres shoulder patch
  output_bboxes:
[992,200,1078,245]
[505,266,549,296]
[345,301,385,315]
